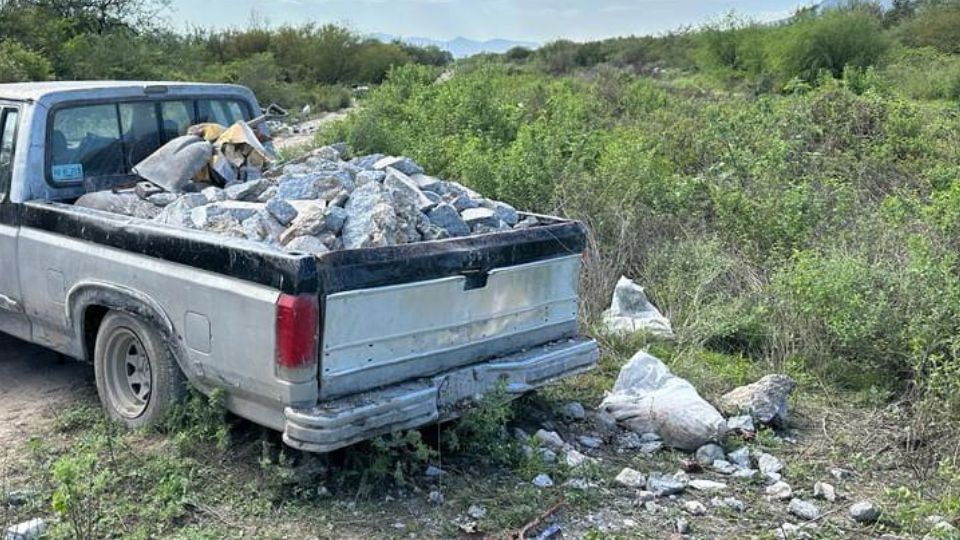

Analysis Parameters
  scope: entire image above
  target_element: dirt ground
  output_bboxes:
[0,334,94,459]
[272,109,352,152]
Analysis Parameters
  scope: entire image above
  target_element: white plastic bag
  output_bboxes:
[602,276,674,339]
[600,351,726,450]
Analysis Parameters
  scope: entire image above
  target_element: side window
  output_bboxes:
[196,99,250,125]
[160,100,194,143]
[50,104,125,184]
[0,108,19,201]
[118,102,161,167]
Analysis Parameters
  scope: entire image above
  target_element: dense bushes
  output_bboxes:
[0,39,52,82]
[323,62,960,422]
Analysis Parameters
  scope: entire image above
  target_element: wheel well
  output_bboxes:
[82,305,110,363]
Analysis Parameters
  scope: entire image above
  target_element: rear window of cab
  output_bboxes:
[47,97,252,186]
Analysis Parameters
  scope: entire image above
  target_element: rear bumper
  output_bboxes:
[283,337,599,453]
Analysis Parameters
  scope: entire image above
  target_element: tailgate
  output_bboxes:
[319,254,582,399]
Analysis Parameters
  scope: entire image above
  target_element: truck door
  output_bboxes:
[0,106,29,340]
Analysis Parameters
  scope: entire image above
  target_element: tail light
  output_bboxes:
[275,293,319,382]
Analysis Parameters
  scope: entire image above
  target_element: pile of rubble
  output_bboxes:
[77,142,538,256]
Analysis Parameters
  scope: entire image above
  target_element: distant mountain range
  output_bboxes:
[370,33,538,59]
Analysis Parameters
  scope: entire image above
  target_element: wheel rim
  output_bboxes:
[103,327,153,419]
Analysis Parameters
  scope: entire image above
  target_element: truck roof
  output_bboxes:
[0,81,253,103]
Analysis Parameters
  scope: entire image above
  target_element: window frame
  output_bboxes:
[0,105,21,204]
[44,95,254,188]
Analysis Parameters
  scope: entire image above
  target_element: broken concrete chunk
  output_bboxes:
[373,155,424,175]
[603,276,675,338]
[721,375,797,427]
[266,198,299,226]
[461,207,500,230]
[286,235,330,256]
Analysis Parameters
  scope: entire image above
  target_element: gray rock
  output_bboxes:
[191,201,262,229]
[242,214,267,241]
[830,468,853,481]
[539,448,557,463]
[614,467,646,488]
[4,518,47,540]
[373,156,424,175]
[534,429,566,451]
[155,193,208,227]
[355,169,386,186]
[467,504,487,520]
[814,481,836,502]
[727,447,752,468]
[643,500,659,513]
[636,490,655,504]
[711,459,738,475]
[639,441,664,454]
[647,472,688,496]
[452,195,481,212]
[492,201,519,226]
[285,236,330,256]
[727,415,756,433]
[711,497,747,512]
[593,411,619,432]
[788,499,821,521]
[756,452,785,476]
[225,179,268,201]
[849,501,881,523]
[615,431,643,450]
[577,435,603,449]
[266,198,298,226]
[341,183,400,249]
[312,145,342,162]
[696,443,726,467]
[676,517,691,534]
[640,433,662,442]
[428,490,444,505]
[1,489,37,506]
[410,173,443,192]
[564,449,589,468]
[257,186,278,203]
[425,465,445,478]
[562,401,587,420]
[721,375,797,426]
[514,216,540,230]
[563,478,595,491]
[776,522,816,540]
[146,192,178,207]
[683,500,707,516]
[732,468,760,481]
[427,203,470,237]
[532,474,554,488]
[350,153,385,170]
[384,168,434,212]
[689,479,728,492]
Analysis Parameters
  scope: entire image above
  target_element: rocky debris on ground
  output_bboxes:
[0,490,36,507]
[813,481,836,502]
[788,499,821,521]
[675,517,691,534]
[849,501,881,523]
[577,435,603,449]
[535,430,568,452]
[720,375,797,427]
[726,415,756,434]
[561,402,587,421]
[602,276,675,339]
[830,468,853,481]
[766,481,794,500]
[76,147,541,254]
[563,478,597,491]
[647,471,689,497]
[756,452,785,476]
[564,449,591,468]
[711,497,747,512]
[428,490,444,505]
[532,474,554,488]
[727,447,752,469]
[776,522,817,540]
[683,500,708,516]
[614,467,646,488]
[695,443,726,467]
[601,351,726,450]
[467,504,487,520]
[689,479,728,492]
[4,518,47,540]
[424,465,445,478]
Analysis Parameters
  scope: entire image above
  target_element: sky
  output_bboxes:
[165,0,820,43]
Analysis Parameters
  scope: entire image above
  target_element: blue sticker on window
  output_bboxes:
[52,164,83,182]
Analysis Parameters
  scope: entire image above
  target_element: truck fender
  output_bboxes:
[64,281,202,380]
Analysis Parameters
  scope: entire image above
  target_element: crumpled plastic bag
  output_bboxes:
[603,276,674,339]
[600,351,726,450]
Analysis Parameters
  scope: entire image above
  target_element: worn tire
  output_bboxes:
[93,311,186,428]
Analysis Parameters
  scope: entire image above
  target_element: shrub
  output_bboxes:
[0,39,52,82]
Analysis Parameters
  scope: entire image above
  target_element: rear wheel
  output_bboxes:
[93,311,186,428]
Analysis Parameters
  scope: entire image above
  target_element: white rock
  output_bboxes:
[564,449,589,468]
[615,467,646,489]
[766,481,793,500]
[711,497,746,512]
[467,504,487,519]
[830,468,853,481]
[727,415,756,433]
[428,490,444,505]
[676,517,691,534]
[5,518,47,540]
[689,479,728,492]
[776,522,816,540]
[727,447,752,468]
[578,435,603,449]
[813,481,836,502]
[757,452,785,476]
[711,459,738,475]
[602,276,675,338]
[532,474,554,488]
[683,500,707,516]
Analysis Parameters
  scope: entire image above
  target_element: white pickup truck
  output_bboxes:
[0,81,599,452]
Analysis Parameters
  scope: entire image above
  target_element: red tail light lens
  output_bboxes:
[275,294,319,382]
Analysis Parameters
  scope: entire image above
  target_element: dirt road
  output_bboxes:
[0,334,93,456]
[272,109,352,152]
